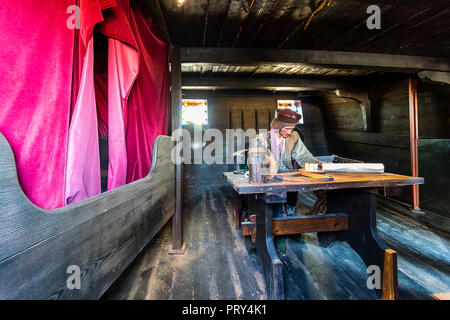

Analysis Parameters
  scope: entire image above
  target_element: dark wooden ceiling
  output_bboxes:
[146,0,450,58]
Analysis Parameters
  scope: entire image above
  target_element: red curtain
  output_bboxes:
[97,0,169,188]
[0,0,169,209]
[125,1,169,183]
[0,0,75,209]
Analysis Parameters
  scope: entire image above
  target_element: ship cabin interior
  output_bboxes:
[0,0,449,301]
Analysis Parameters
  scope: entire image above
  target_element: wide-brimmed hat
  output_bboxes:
[275,108,301,124]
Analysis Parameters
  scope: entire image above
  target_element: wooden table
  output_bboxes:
[223,171,424,300]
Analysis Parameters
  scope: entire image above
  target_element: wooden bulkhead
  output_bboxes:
[0,134,174,299]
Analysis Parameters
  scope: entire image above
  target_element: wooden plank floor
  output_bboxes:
[102,164,450,300]
[103,164,267,300]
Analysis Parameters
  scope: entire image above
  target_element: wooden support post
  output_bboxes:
[250,215,256,246]
[381,249,399,300]
[408,77,422,212]
[255,195,285,300]
[233,190,242,229]
[169,46,186,254]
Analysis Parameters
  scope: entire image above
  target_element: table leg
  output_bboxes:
[232,190,242,229]
[255,195,285,300]
[318,189,396,297]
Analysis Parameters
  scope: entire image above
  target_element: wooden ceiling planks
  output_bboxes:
[216,0,248,46]
[277,0,334,49]
[384,10,450,57]
[152,0,450,58]
[350,7,436,52]
[321,4,396,52]
[153,0,450,87]
[231,0,259,47]
[347,6,446,53]
[282,1,369,50]
[245,0,283,47]
[255,0,318,49]
[202,0,230,46]
[202,0,210,46]
[215,0,232,46]
[321,5,450,58]
[230,0,269,47]
[159,0,207,46]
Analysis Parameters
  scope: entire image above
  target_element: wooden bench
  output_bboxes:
[0,133,175,299]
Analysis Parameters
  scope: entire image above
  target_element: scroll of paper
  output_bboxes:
[322,163,385,173]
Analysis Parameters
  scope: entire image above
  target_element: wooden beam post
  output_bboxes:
[381,249,399,300]
[408,77,421,212]
[182,76,360,91]
[232,190,242,229]
[169,46,186,254]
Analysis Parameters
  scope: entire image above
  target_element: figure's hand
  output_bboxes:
[317,161,332,167]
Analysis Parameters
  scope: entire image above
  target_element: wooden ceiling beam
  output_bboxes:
[181,75,361,90]
[180,47,450,72]
[336,0,450,6]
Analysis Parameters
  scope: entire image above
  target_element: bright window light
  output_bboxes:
[277,100,304,124]
[182,99,208,125]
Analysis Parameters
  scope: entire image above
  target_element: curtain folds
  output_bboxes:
[97,0,169,188]
[0,0,75,209]
[106,37,139,189]
[0,0,169,209]
[65,37,101,205]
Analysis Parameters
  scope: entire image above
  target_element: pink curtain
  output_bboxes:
[0,0,75,209]
[65,0,117,205]
[65,37,101,205]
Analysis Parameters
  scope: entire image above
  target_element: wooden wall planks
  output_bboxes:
[321,76,450,217]
[183,91,329,156]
